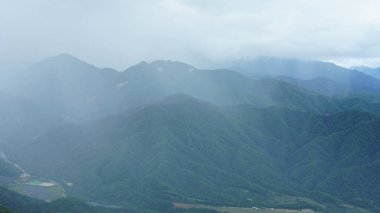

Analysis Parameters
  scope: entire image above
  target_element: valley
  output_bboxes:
[173,203,315,213]
[9,179,64,202]
[0,151,65,201]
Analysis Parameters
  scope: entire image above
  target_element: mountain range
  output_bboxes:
[352,66,380,80]
[0,54,380,213]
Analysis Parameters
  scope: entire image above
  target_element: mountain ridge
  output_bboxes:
[9,94,380,212]
[2,54,380,212]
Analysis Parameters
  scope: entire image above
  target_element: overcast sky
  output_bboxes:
[1,0,380,69]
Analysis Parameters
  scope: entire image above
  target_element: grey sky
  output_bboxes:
[1,0,380,69]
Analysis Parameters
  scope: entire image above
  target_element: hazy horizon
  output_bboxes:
[1,0,380,69]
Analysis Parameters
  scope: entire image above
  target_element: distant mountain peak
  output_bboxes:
[34,53,98,71]
[351,65,371,70]
[150,60,194,68]
[52,53,78,59]
[42,53,85,63]
[125,60,196,73]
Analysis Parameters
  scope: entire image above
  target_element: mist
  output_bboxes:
[1,1,380,213]
[1,0,380,69]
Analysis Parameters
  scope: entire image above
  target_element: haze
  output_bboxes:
[1,0,380,69]
[2,1,380,212]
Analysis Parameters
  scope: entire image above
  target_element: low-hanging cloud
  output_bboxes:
[1,0,380,69]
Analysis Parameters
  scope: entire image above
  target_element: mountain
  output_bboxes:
[3,54,380,212]
[274,76,348,96]
[0,158,20,177]
[2,54,122,122]
[119,60,341,113]
[0,55,345,123]
[5,54,380,125]
[11,95,380,212]
[230,57,380,95]
[0,92,60,149]
[352,66,380,80]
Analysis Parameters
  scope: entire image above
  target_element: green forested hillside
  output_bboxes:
[2,56,380,213]
[0,92,60,149]
[10,94,380,212]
